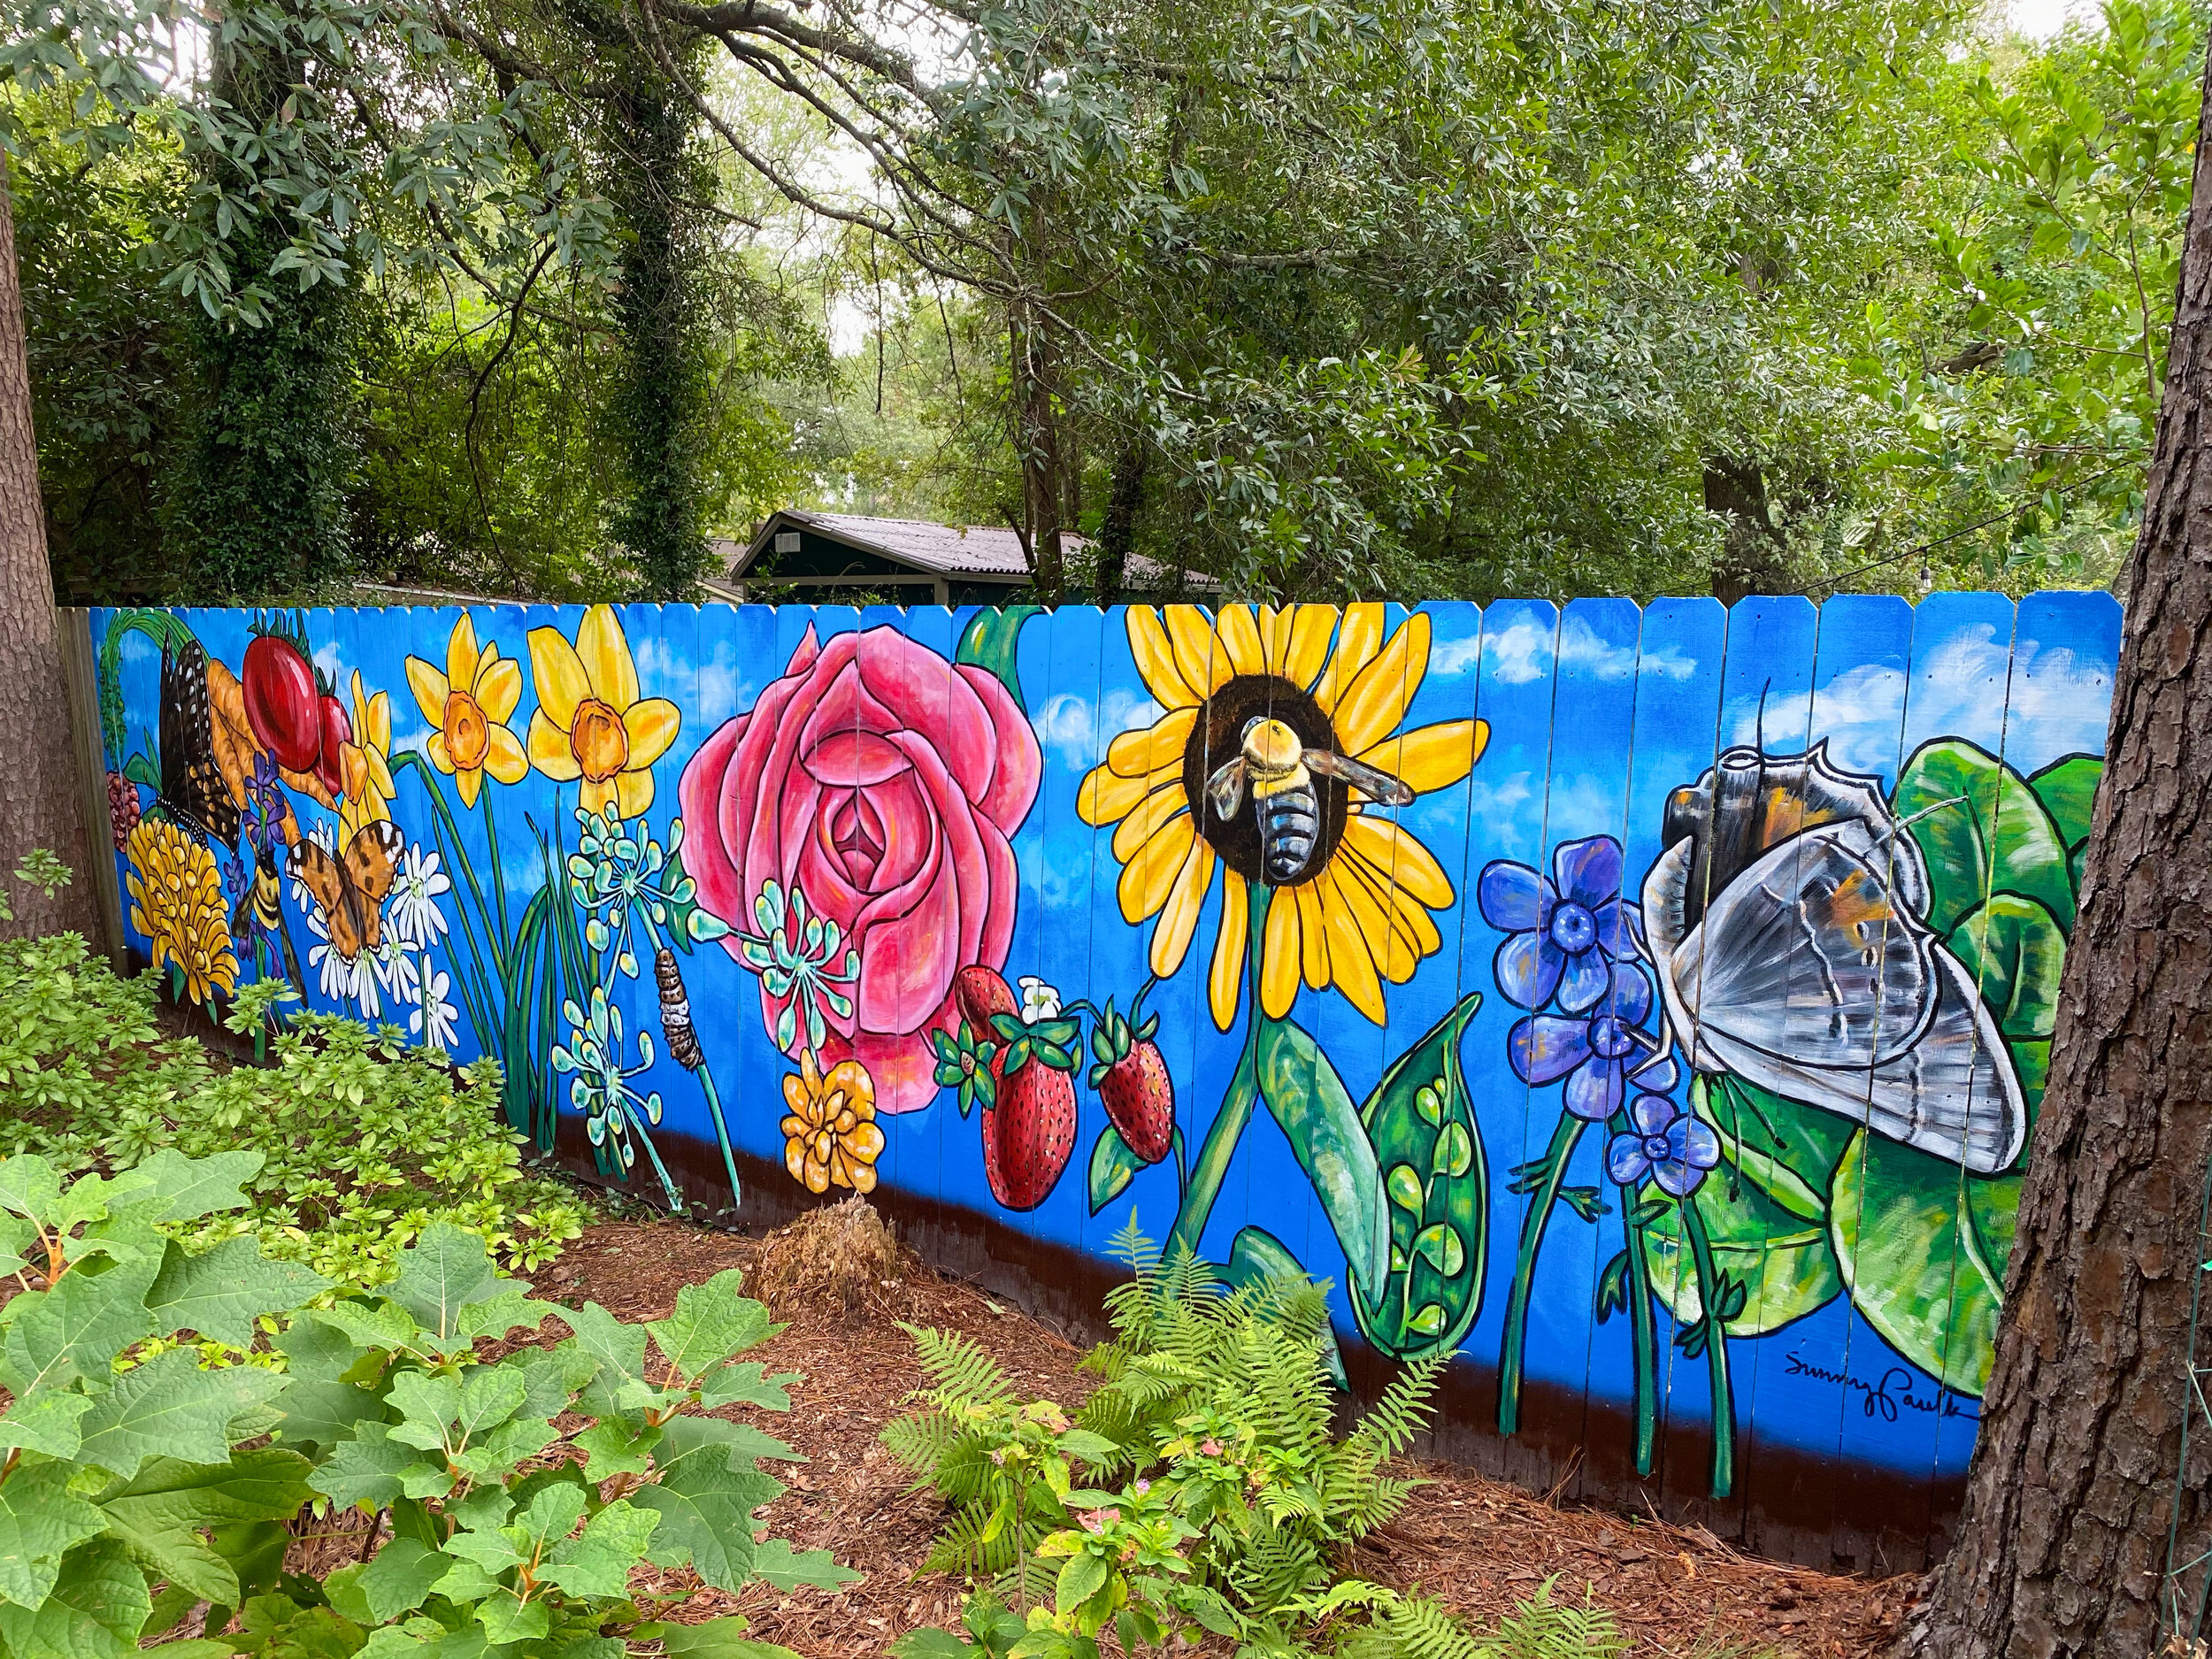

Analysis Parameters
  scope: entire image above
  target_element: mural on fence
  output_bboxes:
[91,592,2118,1535]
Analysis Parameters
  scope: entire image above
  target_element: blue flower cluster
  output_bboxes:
[1478,834,1715,1198]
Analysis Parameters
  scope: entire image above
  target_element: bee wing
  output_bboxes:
[1206,756,1248,819]
[1304,748,1415,807]
[1694,942,2026,1174]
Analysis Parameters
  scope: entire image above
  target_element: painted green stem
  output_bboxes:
[1681,1196,1736,1499]
[1620,1194,1659,1478]
[1497,1112,1587,1435]
[693,1064,740,1211]
[1164,885,1271,1267]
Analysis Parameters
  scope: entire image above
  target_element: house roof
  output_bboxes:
[726,509,1214,590]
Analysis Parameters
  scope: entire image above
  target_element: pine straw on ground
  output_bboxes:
[540,1214,1917,1659]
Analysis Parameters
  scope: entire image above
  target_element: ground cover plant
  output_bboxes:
[880,1223,1586,1658]
[0,1148,851,1655]
[0,925,588,1293]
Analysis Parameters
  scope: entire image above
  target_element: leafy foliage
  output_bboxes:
[0,937,587,1294]
[887,1224,1441,1655]
[0,1156,853,1656]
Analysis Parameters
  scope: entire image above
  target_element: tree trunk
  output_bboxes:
[1897,43,2212,1659]
[1097,440,1147,603]
[1010,304,1065,601]
[0,157,98,940]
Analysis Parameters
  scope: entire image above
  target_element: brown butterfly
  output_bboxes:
[289,820,403,964]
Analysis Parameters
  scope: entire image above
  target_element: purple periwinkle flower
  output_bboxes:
[1479,835,1637,1012]
[1508,965,1663,1120]
[242,753,288,855]
[1606,1091,1721,1198]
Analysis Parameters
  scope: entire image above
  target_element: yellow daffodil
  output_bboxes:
[526,605,680,817]
[339,670,396,842]
[780,1048,884,1194]
[1079,603,1486,1031]
[406,615,528,807]
[126,817,239,1004]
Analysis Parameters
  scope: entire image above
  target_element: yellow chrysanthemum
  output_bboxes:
[126,817,239,1005]
[339,670,396,842]
[526,605,680,818]
[1079,603,1486,1031]
[780,1049,885,1194]
[405,615,529,808]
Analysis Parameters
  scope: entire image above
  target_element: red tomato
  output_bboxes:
[242,634,321,772]
[316,695,352,797]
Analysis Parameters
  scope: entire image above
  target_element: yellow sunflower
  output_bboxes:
[526,605,680,817]
[405,615,529,807]
[780,1049,885,1194]
[1079,604,1486,1031]
[126,817,240,1004]
[339,670,396,842]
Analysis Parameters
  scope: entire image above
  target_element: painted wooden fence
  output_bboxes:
[86,593,2120,1569]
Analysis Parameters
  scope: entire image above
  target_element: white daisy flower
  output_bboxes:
[387,843,451,950]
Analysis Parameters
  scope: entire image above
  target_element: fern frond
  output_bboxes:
[902,1324,1017,1413]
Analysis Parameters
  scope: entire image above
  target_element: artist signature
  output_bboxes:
[1781,1354,1978,1425]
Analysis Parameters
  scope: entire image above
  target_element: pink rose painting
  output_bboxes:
[679,625,1041,1116]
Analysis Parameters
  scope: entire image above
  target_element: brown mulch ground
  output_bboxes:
[542,1214,1917,1659]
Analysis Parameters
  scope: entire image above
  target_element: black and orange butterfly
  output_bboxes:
[289,820,403,964]
[158,640,241,844]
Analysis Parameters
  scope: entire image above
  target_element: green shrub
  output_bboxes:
[0,1148,852,1656]
[0,935,588,1292]
[884,1222,1442,1656]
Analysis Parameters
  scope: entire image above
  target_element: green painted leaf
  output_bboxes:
[1698,1073,1856,1210]
[145,1238,329,1347]
[1641,1089,1844,1337]
[1830,1129,2002,1397]
[1951,893,2067,1044]
[954,607,1042,713]
[1966,1171,2024,1286]
[0,1536,149,1659]
[1087,1126,1143,1216]
[2028,754,2102,855]
[1894,739,2076,937]
[1640,1174,1841,1337]
[0,1463,107,1610]
[1348,994,1487,1361]
[1254,1017,1391,1301]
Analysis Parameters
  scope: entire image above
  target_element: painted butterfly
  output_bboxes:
[157,640,242,844]
[289,819,403,964]
[1640,741,2027,1175]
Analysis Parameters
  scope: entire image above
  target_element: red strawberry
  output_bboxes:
[952,966,1078,1211]
[1089,998,1174,1164]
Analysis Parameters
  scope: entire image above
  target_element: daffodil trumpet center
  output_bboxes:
[570,697,631,782]
[1185,674,1348,887]
[443,690,491,772]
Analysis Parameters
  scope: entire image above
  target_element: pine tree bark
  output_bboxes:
[1897,41,2212,1659]
[0,155,98,941]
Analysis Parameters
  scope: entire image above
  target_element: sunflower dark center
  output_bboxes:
[1183,674,1348,887]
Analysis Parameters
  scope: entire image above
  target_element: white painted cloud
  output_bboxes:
[1037,687,1163,770]
[1721,623,2115,781]
[1450,612,1697,688]
[1481,616,1554,685]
